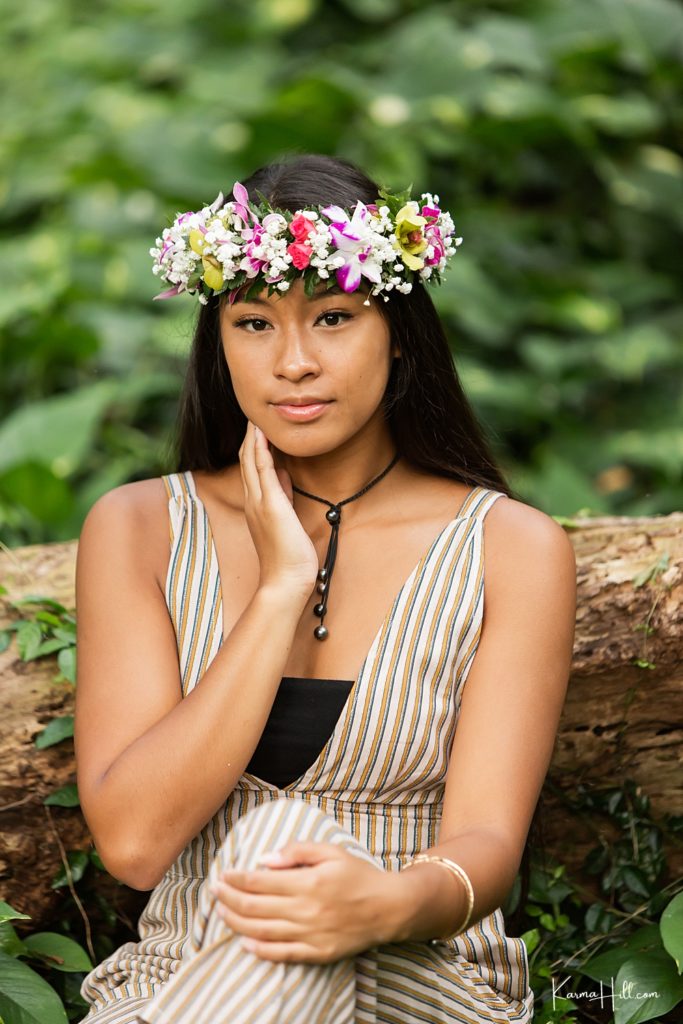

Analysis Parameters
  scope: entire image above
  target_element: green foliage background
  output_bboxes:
[1,0,682,546]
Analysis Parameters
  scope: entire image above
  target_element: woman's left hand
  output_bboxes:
[209,841,403,964]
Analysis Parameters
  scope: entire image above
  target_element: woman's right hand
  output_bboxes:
[239,420,319,602]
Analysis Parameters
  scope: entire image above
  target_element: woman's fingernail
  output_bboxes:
[257,851,284,866]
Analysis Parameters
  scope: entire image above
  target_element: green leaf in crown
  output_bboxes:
[377,185,414,218]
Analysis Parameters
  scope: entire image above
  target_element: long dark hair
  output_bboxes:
[169,152,544,933]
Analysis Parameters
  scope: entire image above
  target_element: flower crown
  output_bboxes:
[150,182,462,305]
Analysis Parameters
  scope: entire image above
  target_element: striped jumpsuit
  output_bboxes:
[79,471,534,1023]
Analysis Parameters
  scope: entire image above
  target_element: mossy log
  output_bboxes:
[1,511,681,927]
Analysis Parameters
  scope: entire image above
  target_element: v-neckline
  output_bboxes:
[185,470,483,792]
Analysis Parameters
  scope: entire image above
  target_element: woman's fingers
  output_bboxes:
[252,425,290,512]
[239,420,262,503]
[274,465,294,505]
[211,881,301,921]
[237,420,319,594]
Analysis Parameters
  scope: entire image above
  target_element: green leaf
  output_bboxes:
[632,553,670,588]
[0,923,28,958]
[378,184,412,213]
[50,851,89,890]
[584,902,615,934]
[43,784,79,808]
[614,950,683,1023]
[0,949,69,1024]
[56,647,76,685]
[0,630,11,653]
[11,597,69,615]
[0,462,74,526]
[34,612,62,628]
[520,928,540,955]
[16,622,42,662]
[551,516,581,529]
[303,270,317,298]
[660,891,683,973]
[34,639,71,658]
[582,925,663,983]
[22,933,92,973]
[0,903,31,926]
[621,866,653,899]
[34,717,74,750]
[572,93,662,137]
[89,849,105,871]
[53,623,76,641]
[471,15,547,74]
[0,381,117,477]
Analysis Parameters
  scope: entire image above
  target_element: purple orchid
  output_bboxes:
[153,285,184,301]
[231,182,258,228]
[322,201,382,292]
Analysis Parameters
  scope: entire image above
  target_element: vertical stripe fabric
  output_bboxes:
[79,472,534,1023]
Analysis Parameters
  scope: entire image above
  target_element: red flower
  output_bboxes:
[287,241,312,269]
[289,213,315,243]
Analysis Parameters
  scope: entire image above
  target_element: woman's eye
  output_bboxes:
[236,318,270,332]
[318,311,351,327]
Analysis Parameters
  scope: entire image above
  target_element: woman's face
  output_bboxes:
[219,279,399,458]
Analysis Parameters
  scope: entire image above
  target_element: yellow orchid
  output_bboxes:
[201,254,224,291]
[393,204,428,270]
[189,229,206,255]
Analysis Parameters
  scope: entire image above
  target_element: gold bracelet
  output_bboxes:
[402,854,474,944]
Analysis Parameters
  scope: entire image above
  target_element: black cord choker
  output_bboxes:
[291,453,401,641]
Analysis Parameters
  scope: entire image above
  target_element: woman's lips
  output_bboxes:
[272,402,331,422]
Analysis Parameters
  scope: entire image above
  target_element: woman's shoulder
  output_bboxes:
[81,476,170,533]
[483,491,577,601]
[78,477,175,593]
[485,489,574,547]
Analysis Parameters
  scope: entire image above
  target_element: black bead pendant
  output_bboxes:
[290,452,401,645]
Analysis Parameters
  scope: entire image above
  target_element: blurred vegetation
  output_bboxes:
[1,0,682,546]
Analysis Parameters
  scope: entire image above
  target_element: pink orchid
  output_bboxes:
[231,182,258,228]
[322,201,382,292]
[424,223,446,267]
[153,285,184,300]
[420,204,441,224]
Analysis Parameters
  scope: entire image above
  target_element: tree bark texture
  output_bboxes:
[1,512,681,927]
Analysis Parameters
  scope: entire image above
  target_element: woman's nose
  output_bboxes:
[272,330,321,379]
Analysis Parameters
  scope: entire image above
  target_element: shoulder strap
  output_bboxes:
[162,471,196,501]
[161,472,198,547]
[459,485,506,523]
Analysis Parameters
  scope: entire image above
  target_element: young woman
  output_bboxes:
[74,154,576,1023]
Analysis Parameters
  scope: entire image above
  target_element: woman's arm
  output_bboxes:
[389,498,577,942]
[75,424,318,891]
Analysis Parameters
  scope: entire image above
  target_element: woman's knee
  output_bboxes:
[212,797,377,877]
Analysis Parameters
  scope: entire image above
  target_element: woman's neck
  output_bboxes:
[273,439,399,507]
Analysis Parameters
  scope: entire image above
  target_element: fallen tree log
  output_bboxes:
[1,511,681,928]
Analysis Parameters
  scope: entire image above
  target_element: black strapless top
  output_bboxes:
[246,677,354,788]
